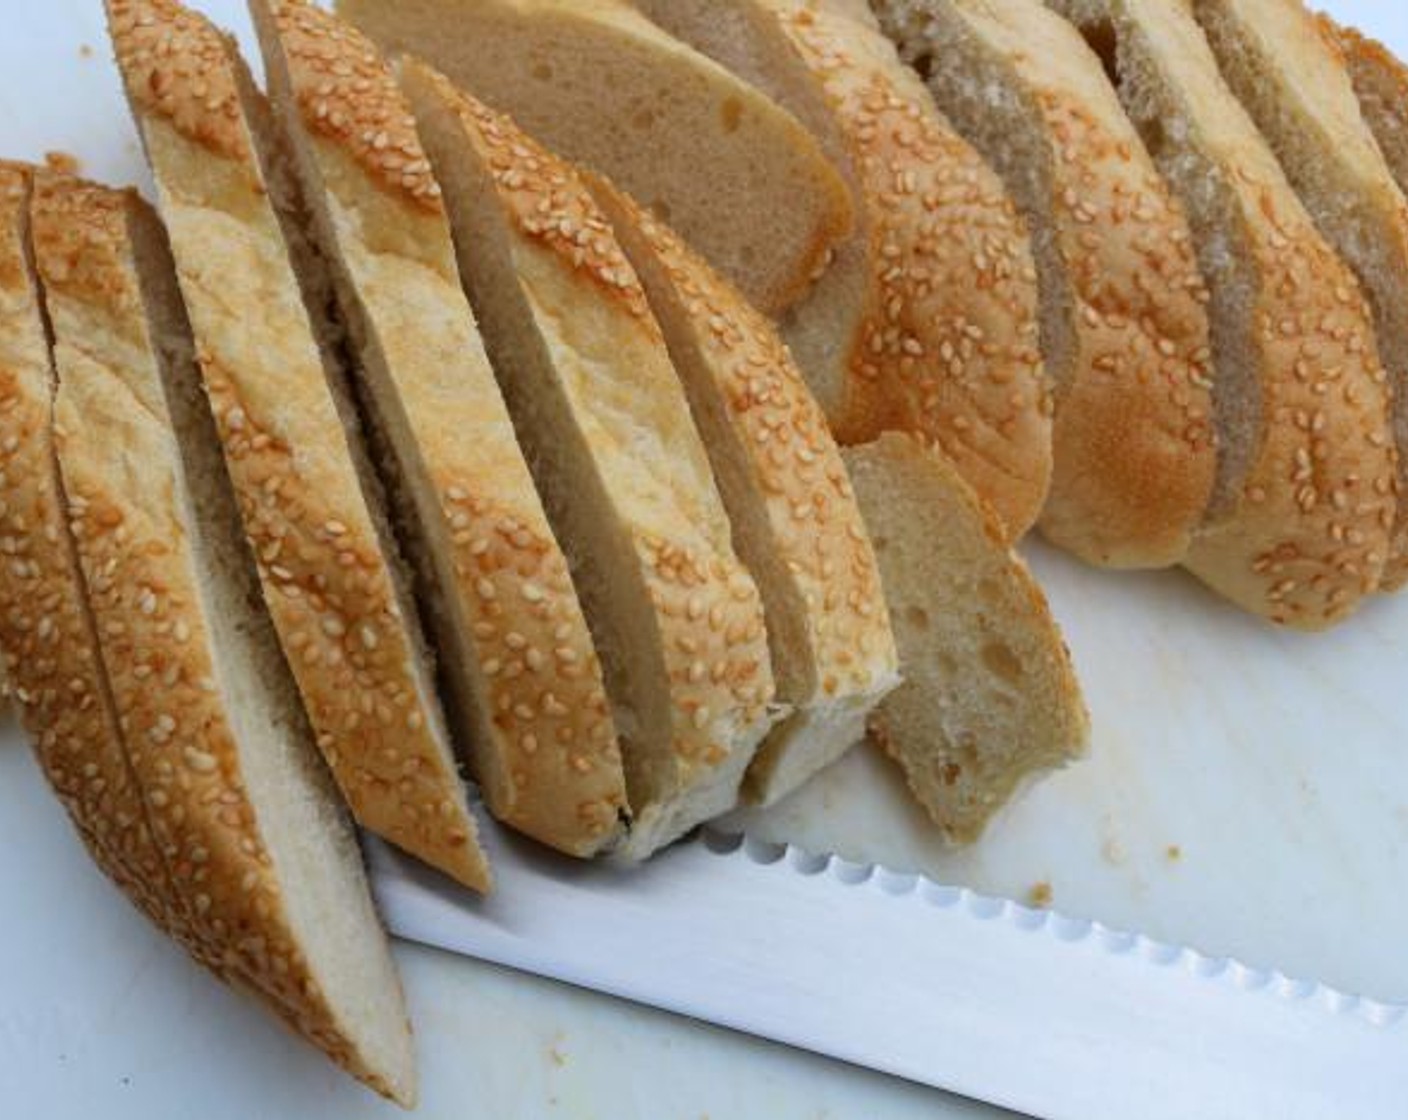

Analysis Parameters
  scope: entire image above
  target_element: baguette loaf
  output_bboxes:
[251,0,628,858]
[107,0,492,890]
[589,174,901,806]
[0,162,191,945]
[1193,0,1408,592]
[337,0,853,316]
[1050,0,1396,628]
[641,0,1052,540]
[33,171,415,1105]
[873,0,1217,570]
[1327,20,1408,200]
[401,62,780,859]
[843,433,1088,843]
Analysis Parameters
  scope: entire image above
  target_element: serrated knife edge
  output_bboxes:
[369,824,1408,1120]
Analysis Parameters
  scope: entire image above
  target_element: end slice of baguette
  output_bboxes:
[588,174,901,806]
[873,0,1217,570]
[843,433,1088,844]
[336,0,852,316]
[642,0,1053,540]
[33,171,415,1106]
[250,0,628,858]
[1192,0,1408,592]
[0,162,192,947]
[107,0,491,890]
[1050,0,1395,628]
[401,62,781,859]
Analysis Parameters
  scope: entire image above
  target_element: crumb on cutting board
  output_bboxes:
[79,43,94,59]
[1027,881,1053,908]
[1166,844,1183,862]
[44,151,81,176]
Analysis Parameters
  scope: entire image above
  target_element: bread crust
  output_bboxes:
[108,0,491,890]
[0,162,195,950]
[403,64,779,856]
[588,174,901,803]
[875,0,1217,569]
[34,166,415,1105]
[338,0,853,315]
[253,0,628,856]
[1053,0,1396,627]
[766,1,1053,540]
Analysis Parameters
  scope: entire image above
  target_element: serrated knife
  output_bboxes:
[369,824,1407,1120]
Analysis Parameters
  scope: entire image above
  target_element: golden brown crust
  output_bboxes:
[257,0,627,855]
[774,3,1052,540]
[1318,14,1408,591]
[263,0,442,211]
[109,0,490,893]
[878,0,1216,567]
[590,176,899,703]
[0,163,193,949]
[1186,180,1396,627]
[33,169,410,1104]
[1035,81,1215,566]
[405,65,777,849]
[106,0,249,162]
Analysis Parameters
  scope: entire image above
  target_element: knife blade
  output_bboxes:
[369,825,1407,1120]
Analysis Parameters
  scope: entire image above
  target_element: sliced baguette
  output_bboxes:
[250,0,627,858]
[1192,0,1408,592]
[107,0,491,889]
[401,62,781,859]
[32,171,415,1105]
[1327,20,1408,197]
[0,162,190,944]
[1050,0,1395,628]
[843,433,1088,844]
[336,0,852,316]
[588,174,901,806]
[872,0,1217,570]
[641,0,1052,539]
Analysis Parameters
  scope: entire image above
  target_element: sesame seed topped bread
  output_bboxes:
[640,0,1052,541]
[401,62,781,860]
[31,171,415,1105]
[588,175,901,807]
[1193,0,1408,592]
[250,0,628,858]
[1328,19,1408,202]
[106,0,492,890]
[843,433,1088,844]
[1050,0,1396,628]
[336,0,853,317]
[872,0,1218,571]
[0,162,191,946]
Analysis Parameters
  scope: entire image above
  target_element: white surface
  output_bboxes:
[2,1,1407,1118]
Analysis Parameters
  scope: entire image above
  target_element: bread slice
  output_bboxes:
[250,0,627,858]
[107,0,492,890]
[1327,20,1408,197]
[640,0,1052,540]
[842,433,1088,844]
[1049,0,1396,628]
[0,162,192,946]
[588,174,901,806]
[1192,0,1408,593]
[335,0,852,317]
[872,0,1217,570]
[32,171,415,1105]
[401,62,781,859]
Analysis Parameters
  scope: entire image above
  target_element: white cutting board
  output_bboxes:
[736,542,1408,1003]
